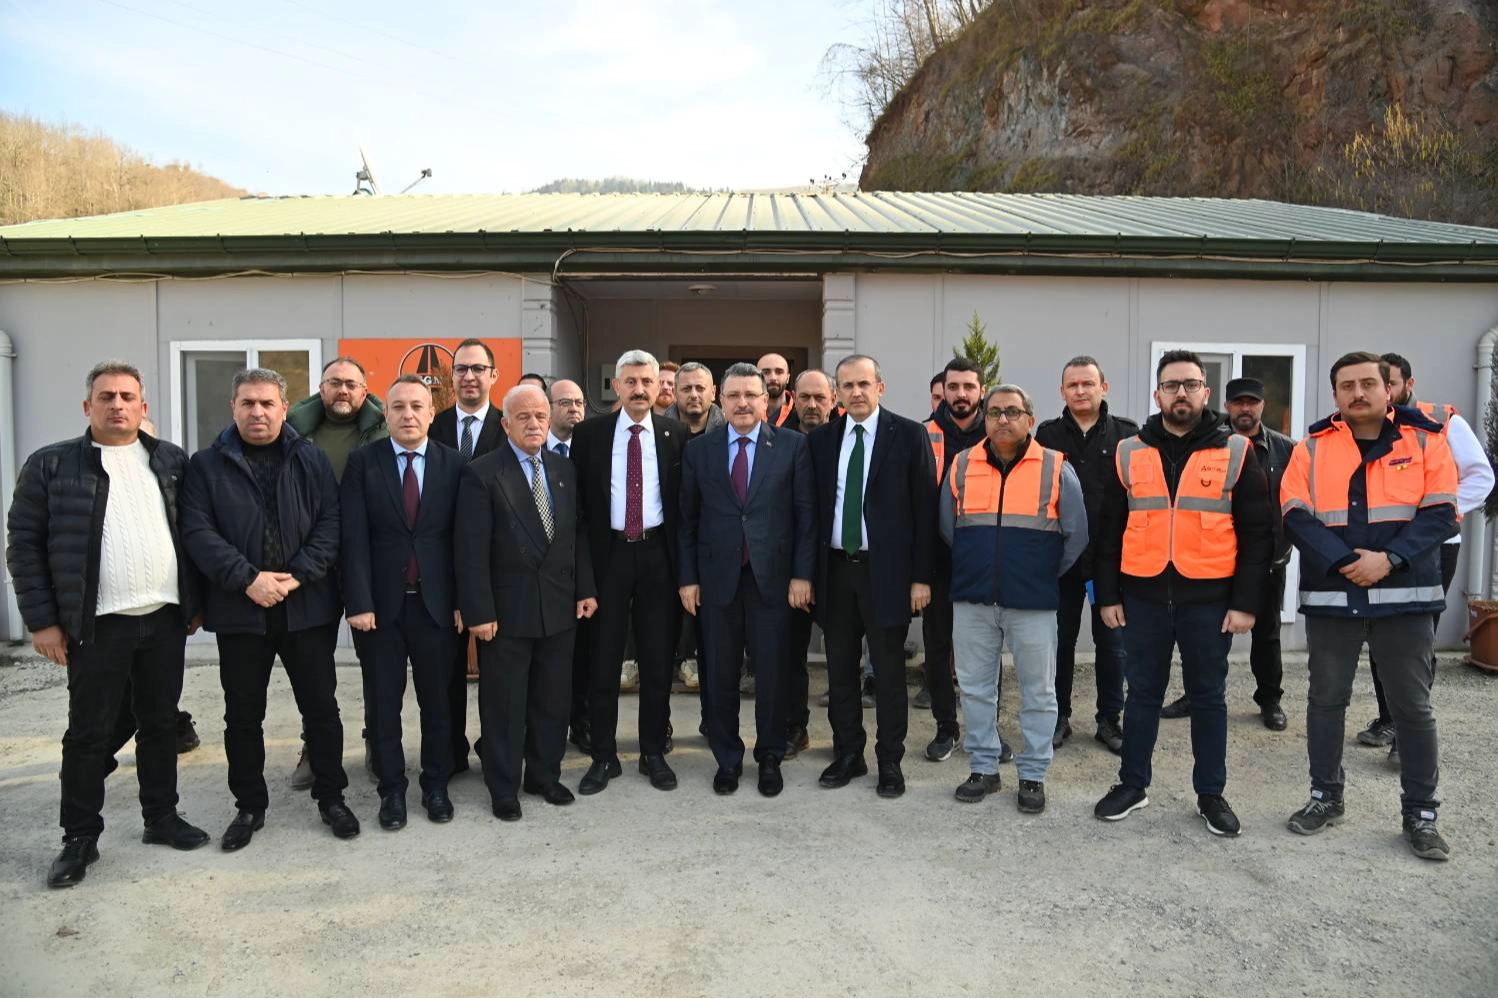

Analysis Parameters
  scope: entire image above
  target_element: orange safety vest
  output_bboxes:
[772,394,794,427]
[949,438,1066,607]
[1115,434,1249,580]
[1414,400,1456,430]
[1280,416,1459,530]
[925,419,945,484]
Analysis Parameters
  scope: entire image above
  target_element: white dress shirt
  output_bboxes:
[546,430,572,456]
[391,436,428,495]
[456,401,490,452]
[831,406,879,551]
[610,411,664,531]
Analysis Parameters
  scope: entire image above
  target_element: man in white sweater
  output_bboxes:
[6,360,209,889]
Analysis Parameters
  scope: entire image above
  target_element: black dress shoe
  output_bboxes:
[47,836,99,888]
[569,724,593,756]
[492,797,523,822]
[818,753,869,789]
[220,810,264,852]
[1262,701,1288,731]
[876,762,906,798]
[713,765,742,795]
[523,780,576,806]
[759,758,784,797]
[1161,694,1192,719]
[421,788,454,823]
[142,813,211,850]
[578,757,622,795]
[319,800,361,839]
[378,793,407,831]
[784,727,810,760]
[639,754,678,790]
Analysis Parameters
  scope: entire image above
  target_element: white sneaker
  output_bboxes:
[619,659,640,692]
[679,658,700,690]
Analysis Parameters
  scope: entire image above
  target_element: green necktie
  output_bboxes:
[841,425,865,553]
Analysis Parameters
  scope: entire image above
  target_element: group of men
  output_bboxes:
[7,340,1477,891]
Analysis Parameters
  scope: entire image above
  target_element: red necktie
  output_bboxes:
[625,424,645,539]
[402,451,420,584]
[732,436,750,565]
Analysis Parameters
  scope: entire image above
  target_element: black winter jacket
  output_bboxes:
[1034,401,1139,580]
[179,424,342,635]
[5,430,200,643]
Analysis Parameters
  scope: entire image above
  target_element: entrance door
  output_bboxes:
[671,345,811,388]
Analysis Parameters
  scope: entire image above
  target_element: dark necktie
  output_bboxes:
[555,441,569,458]
[401,451,420,584]
[459,415,476,462]
[625,424,645,539]
[733,436,751,565]
[530,455,555,541]
[841,425,865,554]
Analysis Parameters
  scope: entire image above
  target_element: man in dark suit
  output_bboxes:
[456,384,597,820]
[678,362,816,796]
[568,350,688,794]
[809,354,936,798]
[341,375,464,829]
[431,338,504,772]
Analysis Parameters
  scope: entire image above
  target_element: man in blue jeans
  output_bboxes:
[1092,350,1272,836]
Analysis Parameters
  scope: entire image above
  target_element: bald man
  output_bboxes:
[759,353,798,431]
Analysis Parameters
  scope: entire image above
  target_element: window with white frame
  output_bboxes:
[169,340,322,452]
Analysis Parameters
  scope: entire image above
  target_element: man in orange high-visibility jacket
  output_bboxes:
[1281,351,1458,862]
[1091,349,1272,837]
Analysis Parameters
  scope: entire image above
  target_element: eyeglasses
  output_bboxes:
[985,407,1029,422]
[452,364,494,376]
[553,397,586,408]
[321,378,364,391]
[1159,379,1206,395]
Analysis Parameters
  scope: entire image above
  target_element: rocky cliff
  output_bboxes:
[860,0,1497,220]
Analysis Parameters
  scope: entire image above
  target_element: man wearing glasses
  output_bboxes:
[1092,350,1271,837]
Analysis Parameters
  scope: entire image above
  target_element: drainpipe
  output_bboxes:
[1475,324,1498,601]
[0,329,20,640]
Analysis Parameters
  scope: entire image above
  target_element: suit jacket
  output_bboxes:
[679,423,816,607]
[455,443,596,639]
[432,404,504,459]
[339,439,462,627]
[568,410,687,582]
[807,408,936,630]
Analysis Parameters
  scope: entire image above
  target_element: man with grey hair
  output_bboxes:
[9,360,209,887]
[180,367,358,848]
[568,350,690,793]
[940,384,1087,811]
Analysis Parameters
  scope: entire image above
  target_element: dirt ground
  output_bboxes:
[0,646,1495,998]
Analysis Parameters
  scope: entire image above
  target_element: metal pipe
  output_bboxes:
[0,328,20,640]
[1477,323,1498,600]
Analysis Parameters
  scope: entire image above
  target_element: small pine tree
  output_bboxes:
[954,311,1001,388]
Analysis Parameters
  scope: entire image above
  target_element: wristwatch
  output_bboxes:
[1385,551,1407,571]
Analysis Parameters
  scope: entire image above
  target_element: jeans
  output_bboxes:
[1055,573,1125,723]
[1249,562,1287,707]
[1306,614,1439,813]
[1118,596,1231,795]
[952,602,1058,781]
[1370,541,1458,724]
[60,606,186,837]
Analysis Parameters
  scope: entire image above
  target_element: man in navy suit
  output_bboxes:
[341,375,464,829]
[679,362,816,796]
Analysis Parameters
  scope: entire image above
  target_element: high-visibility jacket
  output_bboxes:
[948,437,1066,608]
[1280,407,1458,617]
[1414,399,1456,429]
[925,420,945,485]
[772,395,794,427]
[1115,433,1249,580]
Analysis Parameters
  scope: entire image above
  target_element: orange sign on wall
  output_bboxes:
[338,338,523,410]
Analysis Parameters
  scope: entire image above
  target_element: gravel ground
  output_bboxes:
[1,647,1495,997]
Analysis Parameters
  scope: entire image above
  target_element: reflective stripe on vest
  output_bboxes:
[1285,417,1453,529]
[1415,400,1456,430]
[925,419,945,485]
[950,439,1062,532]
[1115,433,1247,579]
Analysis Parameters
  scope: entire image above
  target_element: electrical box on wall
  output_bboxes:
[600,363,617,402]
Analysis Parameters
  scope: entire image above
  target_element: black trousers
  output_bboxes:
[217,612,347,811]
[570,616,593,736]
[354,592,456,796]
[590,534,680,759]
[785,607,814,732]
[447,631,473,765]
[1371,542,1459,724]
[823,553,909,764]
[479,630,575,801]
[1055,572,1124,723]
[1249,562,1288,707]
[60,606,186,838]
[919,568,958,729]
[700,565,787,771]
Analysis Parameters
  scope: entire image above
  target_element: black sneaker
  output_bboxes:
[1017,779,1046,814]
[1094,783,1148,821]
[913,681,932,710]
[1052,716,1071,750]
[998,737,1014,764]
[1357,717,1395,747]
[1387,741,1400,767]
[860,676,876,709]
[954,772,1001,802]
[1403,810,1451,861]
[1198,794,1241,837]
[175,711,200,754]
[1094,717,1124,755]
[1160,694,1191,719]
[925,723,959,762]
[1287,791,1345,835]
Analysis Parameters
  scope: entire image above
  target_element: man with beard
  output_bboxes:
[784,368,835,755]
[1093,349,1271,837]
[1353,353,1492,758]
[1160,377,1295,729]
[1035,356,1137,755]
[653,362,679,417]
[929,374,944,415]
[759,353,796,429]
[920,357,988,764]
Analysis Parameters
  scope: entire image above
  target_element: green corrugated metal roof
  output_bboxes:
[3,191,1496,243]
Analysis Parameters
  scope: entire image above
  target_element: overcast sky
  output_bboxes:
[0,0,872,195]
